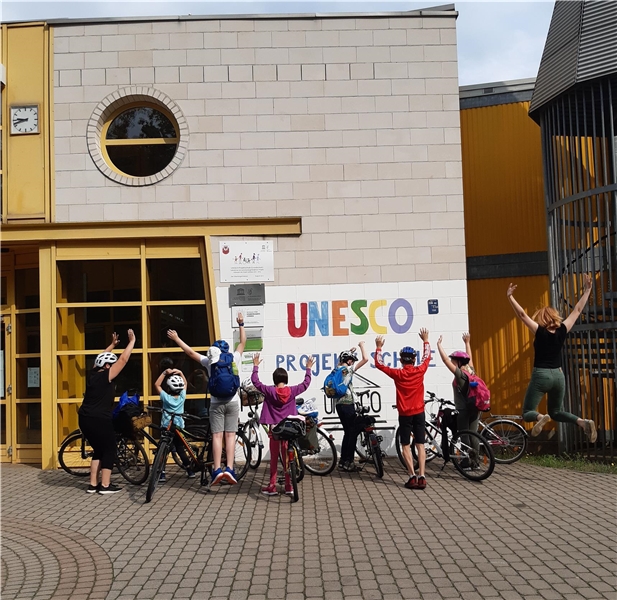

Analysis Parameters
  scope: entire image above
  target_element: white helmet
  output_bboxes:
[94,352,117,368]
[167,375,185,392]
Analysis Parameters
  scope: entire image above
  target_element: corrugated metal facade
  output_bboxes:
[467,277,551,424]
[461,95,550,421]
[460,101,546,257]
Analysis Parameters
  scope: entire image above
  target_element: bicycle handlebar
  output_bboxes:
[146,406,206,422]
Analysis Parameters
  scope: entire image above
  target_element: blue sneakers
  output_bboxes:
[211,468,225,485]
[159,471,166,483]
[223,466,237,484]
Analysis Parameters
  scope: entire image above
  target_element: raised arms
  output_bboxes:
[507,283,539,333]
[109,329,136,381]
[436,336,458,375]
[562,274,593,332]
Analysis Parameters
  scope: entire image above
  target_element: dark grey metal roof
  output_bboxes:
[529,0,617,117]
[459,78,535,109]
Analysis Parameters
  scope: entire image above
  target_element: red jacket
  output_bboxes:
[374,342,430,416]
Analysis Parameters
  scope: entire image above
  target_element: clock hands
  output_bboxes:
[13,117,29,124]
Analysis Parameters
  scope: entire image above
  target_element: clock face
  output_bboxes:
[10,106,39,135]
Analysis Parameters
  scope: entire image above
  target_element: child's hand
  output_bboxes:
[306,356,316,369]
[507,283,517,297]
[358,341,365,347]
[375,335,385,348]
[252,353,261,366]
[167,329,179,342]
[437,335,443,346]
[419,328,429,342]
[236,312,244,324]
[462,332,470,344]
[111,332,120,347]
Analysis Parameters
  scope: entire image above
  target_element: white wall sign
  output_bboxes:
[232,306,264,328]
[220,241,274,283]
[27,367,40,388]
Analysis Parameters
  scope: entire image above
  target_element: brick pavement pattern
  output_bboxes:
[1,460,615,600]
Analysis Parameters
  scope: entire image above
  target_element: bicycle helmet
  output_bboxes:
[94,352,117,368]
[449,350,470,365]
[338,350,358,364]
[399,346,417,365]
[212,339,229,353]
[166,374,185,392]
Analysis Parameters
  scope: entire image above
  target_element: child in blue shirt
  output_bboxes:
[154,368,193,481]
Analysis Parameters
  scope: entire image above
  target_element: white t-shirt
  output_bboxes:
[199,351,242,405]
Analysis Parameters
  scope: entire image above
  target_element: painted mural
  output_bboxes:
[217,281,470,453]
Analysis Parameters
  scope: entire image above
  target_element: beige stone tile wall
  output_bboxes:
[53,14,464,285]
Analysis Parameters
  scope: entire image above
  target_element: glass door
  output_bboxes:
[1,315,13,462]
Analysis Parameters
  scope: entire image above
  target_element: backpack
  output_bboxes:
[208,352,240,398]
[323,366,350,399]
[466,373,491,412]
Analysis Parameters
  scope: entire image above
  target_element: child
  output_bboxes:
[154,368,193,482]
[251,353,315,496]
[374,329,431,490]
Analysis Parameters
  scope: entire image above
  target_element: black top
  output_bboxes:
[533,324,567,369]
[78,369,115,420]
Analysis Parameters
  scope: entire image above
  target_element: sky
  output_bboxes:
[2,1,556,86]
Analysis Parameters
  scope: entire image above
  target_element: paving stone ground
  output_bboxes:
[1,458,616,600]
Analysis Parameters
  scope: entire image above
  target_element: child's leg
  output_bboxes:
[269,435,280,486]
[415,443,425,477]
[401,444,416,477]
[281,440,291,488]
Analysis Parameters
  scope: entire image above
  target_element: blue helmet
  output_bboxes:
[213,339,229,353]
[400,346,416,364]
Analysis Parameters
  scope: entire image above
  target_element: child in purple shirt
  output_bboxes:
[251,353,315,496]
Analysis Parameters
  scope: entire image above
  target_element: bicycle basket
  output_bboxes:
[239,386,265,407]
[271,418,306,441]
[131,413,152,431]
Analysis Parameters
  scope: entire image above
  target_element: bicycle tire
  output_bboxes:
[145,440,170,503]
[245,422,262,470]
[409,431,439,467]
[289,457,299,503]
[220,429,251,481]
[303,428,337,476]
[58,431,92,476]
[368,433,384,479]
[450,429,495,481]
[481,419,527,464]
[355,432,367,461]
[117,438,150,485]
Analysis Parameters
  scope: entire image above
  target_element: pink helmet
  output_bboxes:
[449,351,470,365]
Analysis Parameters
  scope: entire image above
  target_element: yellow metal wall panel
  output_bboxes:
[468,275,551,421]
[461,101,546,257]
[5,24,52,222]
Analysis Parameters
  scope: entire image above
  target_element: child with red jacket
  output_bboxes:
[251,353,315,496]
[374,328,431,490]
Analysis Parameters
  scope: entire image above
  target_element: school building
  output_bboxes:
[1,2,613,469]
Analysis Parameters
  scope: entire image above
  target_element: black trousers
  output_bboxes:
[79,415,116,470]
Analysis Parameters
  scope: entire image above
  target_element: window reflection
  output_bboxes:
[149,305,209,348]
[147,258,205,301]
[107,107,177,139]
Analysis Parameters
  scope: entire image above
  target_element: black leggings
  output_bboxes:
[79,415,116,470]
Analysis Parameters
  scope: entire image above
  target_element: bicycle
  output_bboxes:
[354,402,385,479]
[144,408,251,503]
[272,417,307,503]
[239,390,268,470]
[295,397,337,476]
[477,414,528,464]
[58,429,150,485]
[395,392,495,482]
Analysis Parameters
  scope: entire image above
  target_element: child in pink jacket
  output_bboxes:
[251,353,315,496]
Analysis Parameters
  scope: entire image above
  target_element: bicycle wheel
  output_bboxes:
[221,429,251,481]
[289,456,299,503]
[294,443,305,483]
[145,440,170,503]
[410,432,439,466]
[368,433,384,479]
[303,428,337,476]
[58,431,92,476]
[481,419,527,464]
[245,422,262,470]
[355,432,367,462]
[450,429,495,481]
[116,437,150,485]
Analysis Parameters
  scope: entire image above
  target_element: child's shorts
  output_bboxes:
[209,399,240,433]
[398,412,426,445]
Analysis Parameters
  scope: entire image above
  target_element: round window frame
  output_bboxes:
[87,87,188,187]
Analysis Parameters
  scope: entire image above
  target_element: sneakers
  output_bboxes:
[404,476,418,489]
[583,419,597,443]
[284,486,294,496]
[159,471,167,483]
[417,476,427,490]
[337,461,347,470]
[98,483,121,495]
[261,484,278,496]
[531,414,550,437]
[211,468,225,485]
[344,462,360,472]
[222,467,238,484]
[187,470,196,479]
[87,484,99,494]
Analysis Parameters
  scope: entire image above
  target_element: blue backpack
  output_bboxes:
[209,352,240,398]
[323,366,350,399]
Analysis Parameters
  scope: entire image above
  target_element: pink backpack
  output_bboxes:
[466,373,491,412]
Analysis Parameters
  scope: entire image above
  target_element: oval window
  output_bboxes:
[102,105,179,178]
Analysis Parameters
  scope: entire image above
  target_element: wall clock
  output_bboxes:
[10,105,40,135]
